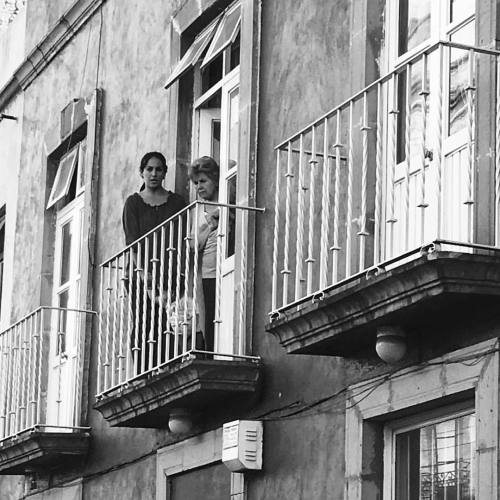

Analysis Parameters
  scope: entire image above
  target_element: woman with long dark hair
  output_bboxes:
[122,152,186,372]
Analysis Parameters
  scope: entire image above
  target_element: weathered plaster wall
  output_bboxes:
[0,93,22,330]
[0,4,26,89]
[82,455,156,500]
[24,0,80,58]
[248,0,355,498]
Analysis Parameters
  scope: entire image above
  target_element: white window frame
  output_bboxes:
[46,144,80,209]
[344,338,499,500]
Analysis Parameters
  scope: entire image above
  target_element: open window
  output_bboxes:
[166,0,247,357]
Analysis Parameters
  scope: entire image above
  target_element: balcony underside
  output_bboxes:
[94,357,262,428]
[267,251,500,356]
[0,430,89,475]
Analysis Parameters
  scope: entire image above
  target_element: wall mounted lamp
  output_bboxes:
[168,408,193,435]
[375,326,407,364]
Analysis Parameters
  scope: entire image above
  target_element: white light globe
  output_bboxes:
[375,327,407,364]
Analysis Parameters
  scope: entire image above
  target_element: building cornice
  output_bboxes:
[0,0,105,111]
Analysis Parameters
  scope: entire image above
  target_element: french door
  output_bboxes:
[384,0,476,258]
[47,195,84,427]
[195,69,240,354]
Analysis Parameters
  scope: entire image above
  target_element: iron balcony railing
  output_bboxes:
[0,307,94,442]
[270,41,500,316]
[96,200,262,397]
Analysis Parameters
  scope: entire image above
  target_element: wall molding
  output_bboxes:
[0,0,106,111]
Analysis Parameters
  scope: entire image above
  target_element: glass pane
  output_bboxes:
[60,221,73,285]
[201,53,223,93]
[201,5,241,67]
[57,290,69,355]
[164,18,219,89]
[396,60,427,166]
[211,120,221,166]
[399,0,431,55]
[228,87,240,170]
[225,174,236,258]
[46,148,78,209]
[449,22,475,136]
[395,413,476,500]
[451,0,475,23]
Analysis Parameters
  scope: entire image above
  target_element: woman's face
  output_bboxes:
[193,173,218,201]
[141,157,166,189]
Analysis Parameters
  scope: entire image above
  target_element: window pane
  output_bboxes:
[46,147,79,209]
[164,18,220,89]
[228,87,240,169]
[451,0,475,23]
[201,4,241,68]
[169,462,230,500]
[225,174,236,258]
[399,0,431,55]
[211,120,221,166]
[56,290,69,355]
[395,413,475,500]
[60,221,73,286]
[449,22,475,136]
[396,61,427,166]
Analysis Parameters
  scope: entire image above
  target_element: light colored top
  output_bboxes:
[194,204,219,279]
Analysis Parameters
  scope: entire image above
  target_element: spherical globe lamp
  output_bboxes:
[375,326,407,364]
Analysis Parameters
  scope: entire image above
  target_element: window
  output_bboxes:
[165,0,257,357]
[387,405,475,500]
[157,429,236,500]
[344,339,498,500]
[47,140,86,209]
[167,462,231,500]
[383,0,477,256]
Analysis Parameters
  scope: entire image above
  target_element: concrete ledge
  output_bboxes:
[0,431,90,475]
[94,357,262,428]
[0,0,106,110]
[266,251,500,356]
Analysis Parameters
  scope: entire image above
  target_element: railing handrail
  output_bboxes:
[0,306,96,336]
[100,199,265,267]
[275,40,500,150]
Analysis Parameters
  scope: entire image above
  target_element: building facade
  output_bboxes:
[0,0,499,499]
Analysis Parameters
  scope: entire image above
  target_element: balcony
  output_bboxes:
[0,307,92,474]
[94,201,262,428]
[267,41,500,357]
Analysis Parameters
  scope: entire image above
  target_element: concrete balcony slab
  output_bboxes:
[94,357,262,428]
[0,431,89,475]
[267,251,500,356]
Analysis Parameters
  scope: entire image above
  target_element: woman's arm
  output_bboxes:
[122,195,141,246]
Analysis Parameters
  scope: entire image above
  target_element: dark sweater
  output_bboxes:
[122,191,187,246]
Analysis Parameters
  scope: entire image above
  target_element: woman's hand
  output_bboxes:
[206,212,219,231]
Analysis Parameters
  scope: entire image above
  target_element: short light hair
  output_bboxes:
[188,156,219,183]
